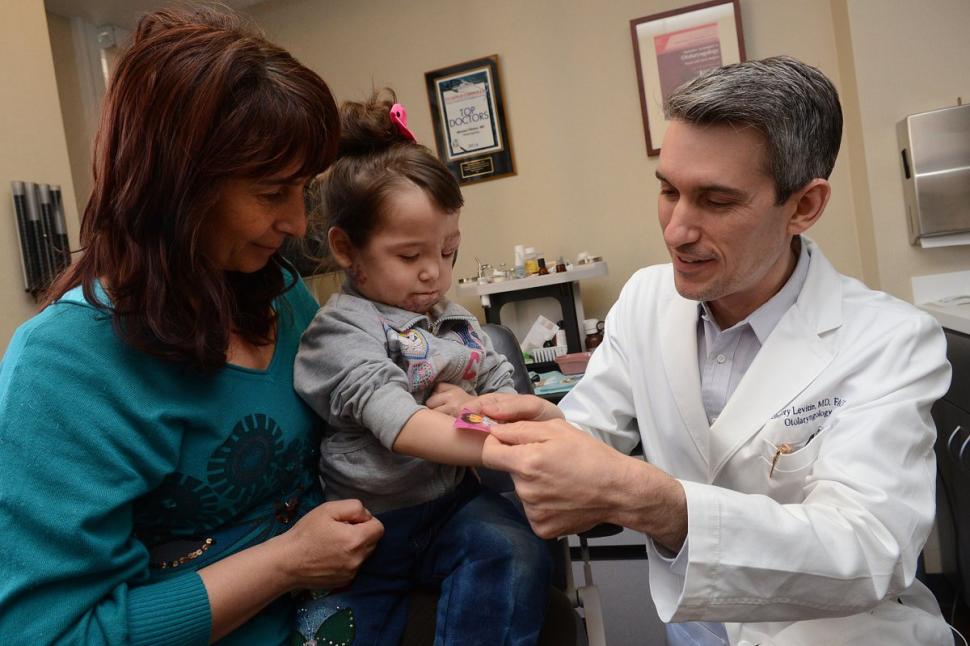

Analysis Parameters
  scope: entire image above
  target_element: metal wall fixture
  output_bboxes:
[897,101,970,246]
[10,181,72,296]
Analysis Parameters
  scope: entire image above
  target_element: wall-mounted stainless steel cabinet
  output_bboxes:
[897,103,970,245]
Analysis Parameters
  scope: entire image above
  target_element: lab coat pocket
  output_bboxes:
[760,434,823,475]
[759,434,823,501]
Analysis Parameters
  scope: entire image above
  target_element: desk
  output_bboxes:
[457,261,608,353]
[531,369,583,404]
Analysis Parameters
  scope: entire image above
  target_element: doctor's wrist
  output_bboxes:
[610,457,688,553]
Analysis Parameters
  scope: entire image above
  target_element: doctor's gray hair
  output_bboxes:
[664,55,842,204]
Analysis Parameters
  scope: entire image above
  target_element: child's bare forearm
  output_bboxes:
[391,408,486,466]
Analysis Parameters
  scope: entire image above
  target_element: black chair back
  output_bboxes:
[477,324,530,496]
[483,323,534,395]
[932,329,970,604]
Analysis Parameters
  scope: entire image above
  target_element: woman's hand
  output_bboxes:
[275,499,384,591]
[199,499,383,641]
[425,383,475,417]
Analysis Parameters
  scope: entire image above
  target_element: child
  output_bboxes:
[293,90,551,646]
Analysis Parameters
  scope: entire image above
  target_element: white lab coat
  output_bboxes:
[560,239,953,645]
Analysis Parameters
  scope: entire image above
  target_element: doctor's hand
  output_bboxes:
[465,392,565,423]
[483,420,688,552]
[426,383,475,417]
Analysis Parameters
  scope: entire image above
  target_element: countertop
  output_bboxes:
[456,261,608,296]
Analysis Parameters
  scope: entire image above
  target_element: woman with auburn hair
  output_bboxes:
[0,7,382,645]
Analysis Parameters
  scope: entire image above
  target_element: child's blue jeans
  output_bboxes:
[294,475,552,646]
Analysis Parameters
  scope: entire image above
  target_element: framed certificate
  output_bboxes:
[425,55,515,184]
[631,0,746,156]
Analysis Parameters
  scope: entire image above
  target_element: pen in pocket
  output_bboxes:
[769,443,792,478]
[768,426,827,478]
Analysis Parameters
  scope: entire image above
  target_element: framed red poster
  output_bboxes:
[630,0,746,156]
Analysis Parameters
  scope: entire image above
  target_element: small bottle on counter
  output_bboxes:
[555,256,567,273]
[537,258,549,275]
[513,244,526,279]
[524,246,539,275]
[477,263,492,285]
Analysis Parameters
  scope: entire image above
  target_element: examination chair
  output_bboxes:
[930,328,970,621]
[401,323,611,646]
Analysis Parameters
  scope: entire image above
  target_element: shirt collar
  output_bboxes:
[698,236,810,344]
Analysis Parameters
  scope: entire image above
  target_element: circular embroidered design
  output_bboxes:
[208,413,284,502]
[275,436,314,492]
[134,473,222,542]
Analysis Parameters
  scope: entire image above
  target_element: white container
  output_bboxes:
[513,244,525,266]
[531,345,567,363]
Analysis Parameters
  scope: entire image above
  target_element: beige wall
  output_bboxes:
[6,0,967,351]
[0,3,79,351]
[250,0,865,321]
[47,12,97,223]
[829,0,880,288]
[843,0,970,301]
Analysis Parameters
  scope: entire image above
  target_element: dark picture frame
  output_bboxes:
[630,0,746,156]
[425,55,515,185]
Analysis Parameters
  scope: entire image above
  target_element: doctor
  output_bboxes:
[476,56,952,645]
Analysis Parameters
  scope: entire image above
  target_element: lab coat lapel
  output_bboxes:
[708,240,843,479]
[659,292,710,465]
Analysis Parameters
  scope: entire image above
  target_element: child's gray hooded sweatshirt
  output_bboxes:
[294,288,515,513]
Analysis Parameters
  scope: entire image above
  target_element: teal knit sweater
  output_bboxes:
[0,274,322,645]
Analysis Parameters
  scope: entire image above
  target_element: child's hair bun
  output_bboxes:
[338,88,413,157]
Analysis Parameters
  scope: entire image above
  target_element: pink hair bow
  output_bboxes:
[389,103,417,142]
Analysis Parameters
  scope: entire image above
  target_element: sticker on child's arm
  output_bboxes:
[454,407,497,432]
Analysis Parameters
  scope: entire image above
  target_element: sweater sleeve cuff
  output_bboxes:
[127,572,211,646]
[361,384,425,450]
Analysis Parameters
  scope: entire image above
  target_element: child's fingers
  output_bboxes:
[425,392,447,409]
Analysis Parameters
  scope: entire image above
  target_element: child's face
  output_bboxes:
[339,183,460,314]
